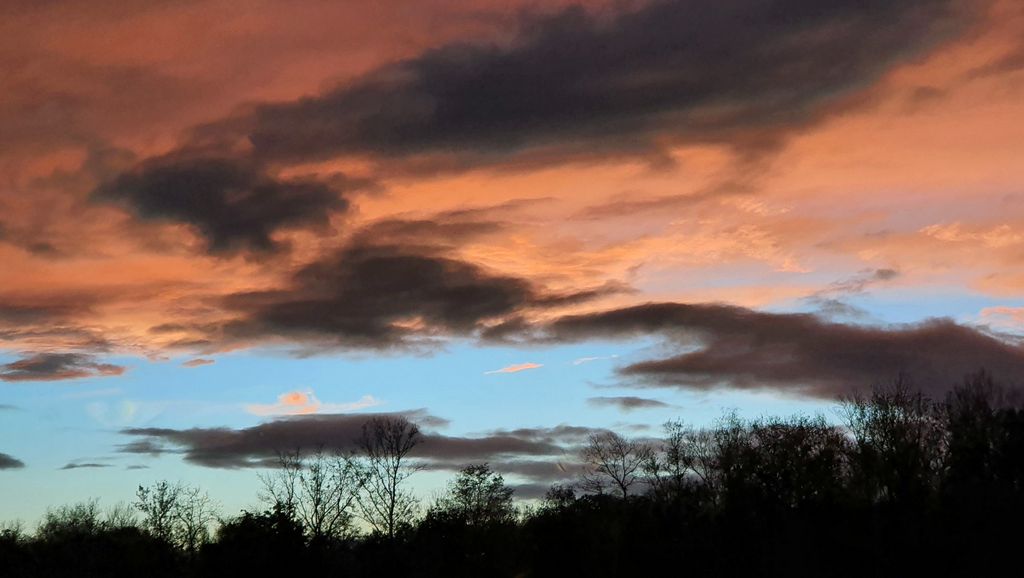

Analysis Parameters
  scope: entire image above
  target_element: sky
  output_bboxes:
[2,0,1024,524]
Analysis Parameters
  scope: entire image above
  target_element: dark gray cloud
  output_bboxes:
[0,352,125,382]
[119,413,599,470]
[588,396,671,411]
[491,459,583,483]
[0,452,25,469]
[539,302,1024,399]
[485,425,604,444]
[0,404,18,410]
[243,0,975,166]
[60,462,112,470]
[93,153,353,255]
[223,221,618,349]
[119,410,444,468]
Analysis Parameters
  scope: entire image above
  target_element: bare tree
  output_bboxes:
[136,481,218,553]
[260,447,364,541]
[840,376,946,506]
[175,485,218,554]
[354,416,423,538]
[104,501,138,529]
[135,481,180,543]
[646,419,721,499]
[579,431,653,499]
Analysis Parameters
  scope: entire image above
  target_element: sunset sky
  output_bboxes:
[3,0,1024,523]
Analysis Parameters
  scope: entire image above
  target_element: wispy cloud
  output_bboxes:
[0,353,125,382]
[245,390,381,417]
[60,462,113,470]
[60,387,124,400]
[804,268,900,319]
[85,400,141,427]
[182,358,215,368]
[977,306,1024,335]
[572,355,619,366]
[588,396,672,412]
[484,363,543,375]
[120,416,599,472]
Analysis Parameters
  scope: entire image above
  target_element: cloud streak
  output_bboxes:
[119,413,600,471]
[245,390,382,417]
[485,363,542,374]
[573,355,619,366]
[537,302,1024,399]
[0,353,125,382]
[240,0,976,167]
[60,463,112,470]
[587,396,672,411]
[182,358,215,368]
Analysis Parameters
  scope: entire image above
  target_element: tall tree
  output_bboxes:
[354,416,423,538]
[646,419,722,500]
[135,480,218,553]
[259,447,364,541]
[135,481,180,544]
[841,378,946,507]
[174,484,217,554]
[579,431,652,498]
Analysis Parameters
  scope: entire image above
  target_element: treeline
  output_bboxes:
[2,372,1023,577]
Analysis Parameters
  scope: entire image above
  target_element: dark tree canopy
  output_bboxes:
[427,463,516,526]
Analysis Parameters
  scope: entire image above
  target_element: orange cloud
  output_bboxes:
[1,0,1023,363]
[245,390,381,417]
[485,363,543,375]
[978,306,1024,334]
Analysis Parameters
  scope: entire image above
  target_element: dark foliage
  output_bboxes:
[1,501,179,578]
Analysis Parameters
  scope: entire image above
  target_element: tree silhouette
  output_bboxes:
[841,378,945,507]
[259,447,364,542]
[201,505,308,577]
[135,480,218,553]
[428,463,516,526]
[4,370,1024,577]
[353,415,423,538]
[36,499,105,541]
[135,481,179,543]
[646,418,721,501]
[579,431,653,498]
